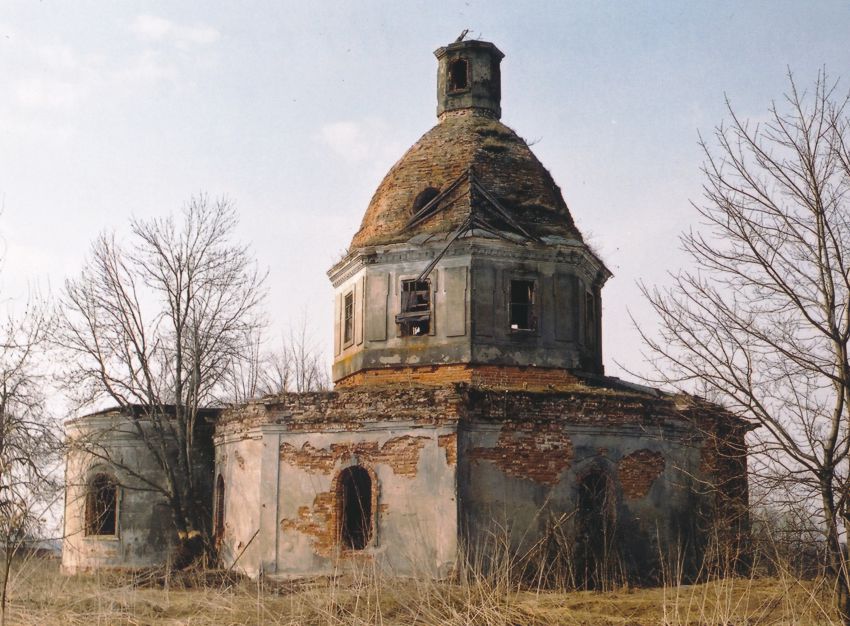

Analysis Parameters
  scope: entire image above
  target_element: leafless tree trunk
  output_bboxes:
[637,72,850,620]
[56,195,266,564]
[0,292,58,625]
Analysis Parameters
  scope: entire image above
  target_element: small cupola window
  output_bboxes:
[412,187,440,215]
[448,58,469,92]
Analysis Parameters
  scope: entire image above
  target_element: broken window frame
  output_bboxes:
[448,58,470,92]
[509,278,537,332]
[343,290,354,347]
[396,278,432,337]
[85,472,119,537]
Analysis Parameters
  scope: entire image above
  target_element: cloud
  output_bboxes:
[131,14,220,48]
[318,119,405,165]
[14,77,81,109]
[117,50,179,85]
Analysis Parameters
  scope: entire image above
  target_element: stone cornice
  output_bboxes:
[328,236,611,288]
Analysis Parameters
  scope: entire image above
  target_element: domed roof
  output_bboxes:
[350,110,583,249]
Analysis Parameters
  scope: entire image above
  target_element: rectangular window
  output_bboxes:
[585,291,596,346]
[396,279,431,336]
[343,291,354,345]
[509,280,536,331]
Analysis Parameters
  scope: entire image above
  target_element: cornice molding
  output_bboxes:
[328,237,610,288]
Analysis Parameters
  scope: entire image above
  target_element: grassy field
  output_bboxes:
[3,558,842,625]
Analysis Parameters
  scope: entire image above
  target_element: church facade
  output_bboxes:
[62,38,749,585]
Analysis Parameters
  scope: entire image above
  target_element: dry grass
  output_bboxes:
[1,557,841,625]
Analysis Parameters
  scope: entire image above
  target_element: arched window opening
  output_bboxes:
[85,473,118,536]
[214,474,225,544]
[448,58,469,91]
[338,466,372,550]
[412,187,440,214]
[575,468,618,590]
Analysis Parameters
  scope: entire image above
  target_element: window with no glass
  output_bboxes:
[585,291,596,346]
[412,187,440,215]
[448,58,469,91]
[343,291,354,345]
[509,280,536,331]
[396,279,431,336]
[85,473,118,536]
[338,465,373,550]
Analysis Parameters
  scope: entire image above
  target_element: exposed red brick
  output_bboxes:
[218,386,462,434]
[350,110,580,248]
[469,423,573,485]
[438,433,457,466]
[335,364,580,391]
[280,465,381,558]
[280,491,336,557]
[279,435,429,478]
[617,449,665,499]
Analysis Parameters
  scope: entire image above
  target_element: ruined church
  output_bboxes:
[62,38,749,585]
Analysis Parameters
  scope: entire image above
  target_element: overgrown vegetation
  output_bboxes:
[5,542,843,626]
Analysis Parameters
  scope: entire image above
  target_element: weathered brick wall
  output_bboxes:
[335,364,580,391]
[217,386,463,436]
[350,111,579,249]
[467,423,574,485]
[618,449,666,499]
[279,436,430,477]
[214,378,750,581]
[272,428,457,573]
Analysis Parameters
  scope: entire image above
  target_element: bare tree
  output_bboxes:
[219,314,330,404]
[273,314,330,394]
[56,195,266,563]
[638,72,850,618]
[0,292,58,625]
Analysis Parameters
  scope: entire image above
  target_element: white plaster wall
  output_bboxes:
[216,422,458,578]
[215,433,264,577]
[62,414,176,573]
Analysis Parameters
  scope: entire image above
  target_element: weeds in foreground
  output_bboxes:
[0,552,840,626]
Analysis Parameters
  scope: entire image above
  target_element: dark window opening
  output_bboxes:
[412,187,440,214]
[509,280,536,331]
[338,466,372,550]
[585,291,596,346]
[214,474,225,544]
[448,58,469,91]
[396,279,430,336]
[85,473,117,536]
[575,469,619,590]
[343,291,354,345]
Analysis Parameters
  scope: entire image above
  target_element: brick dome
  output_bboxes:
[350,109,583,249]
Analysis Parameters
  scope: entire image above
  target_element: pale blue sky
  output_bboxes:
[2,1,850,380]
